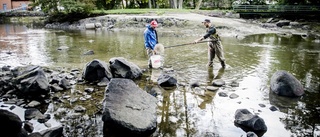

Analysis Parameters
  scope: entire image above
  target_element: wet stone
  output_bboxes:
[83,50,94,55]
[25,108,44,120]
[26,100,41,108]
[9,105,15,110]
[190,81,200,88]
[206,86,219,91]
[84,88,94,93]
[63,95,70,99]
[70,98,78,103]
[230,81,240,87]
[28,132,42,137]
[269,106,279,111]
[247,131,258,137]
[69,80,77,85]
[59,78,71,89]
[74,105,86,113]
[66,74,75,79]
[97,77,109,87]
[1,105,8,108]
[50,84,64,92]
[212,79,225,87]
[24,121,34,133]
[229,93,239,99]
[259,104,266,108]
[218,92,228,97]
[44,122,52,128]
[2,66,11,71]
[79,97,87,101]
[37,115,49,123]
[4,99,17,104]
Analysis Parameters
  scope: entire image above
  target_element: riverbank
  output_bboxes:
[42,12,320,42]
[1,14,320,136]
[2,10,320,41]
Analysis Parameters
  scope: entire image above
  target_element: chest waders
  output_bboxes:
[207,28,226,68]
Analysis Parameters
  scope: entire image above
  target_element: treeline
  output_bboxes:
[28,0,320,21]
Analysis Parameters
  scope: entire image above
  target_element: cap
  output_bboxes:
[150,20,158,27]
[202,19,210,23]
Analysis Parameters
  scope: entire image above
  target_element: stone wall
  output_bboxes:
[45,15,191,30]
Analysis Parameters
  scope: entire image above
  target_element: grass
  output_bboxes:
[91,8,194,15]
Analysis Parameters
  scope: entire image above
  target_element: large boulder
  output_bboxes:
[102,78,157,137]
[82,59,112,82]
[270,70,304,97]
[234,109,267,132]
[12,65,50,98]
[0,109,27,137]
[109,57,142,80]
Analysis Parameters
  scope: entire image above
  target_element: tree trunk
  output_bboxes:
[174,0,178,8]
[195,0,202,10]
[122,0,126,8]
[148,0,152,8]
[178,0,183,9]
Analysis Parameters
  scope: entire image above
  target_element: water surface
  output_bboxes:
[0,24,320,137]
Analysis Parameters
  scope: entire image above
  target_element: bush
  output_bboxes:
[61,0,95,15]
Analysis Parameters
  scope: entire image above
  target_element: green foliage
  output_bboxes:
[233,0,266,5]
[276,0,320,5]
[91,9,192,15]
[61,0,95,14]
[30,0,95,15]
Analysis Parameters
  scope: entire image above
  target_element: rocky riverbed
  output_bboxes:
[1,11,320,137]
[42,12,320,42]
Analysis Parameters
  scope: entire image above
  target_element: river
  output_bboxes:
[0,23,320,137]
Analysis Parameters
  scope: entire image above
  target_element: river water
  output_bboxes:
[0,24,320,137]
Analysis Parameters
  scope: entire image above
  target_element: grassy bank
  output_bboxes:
[91,9,233,16]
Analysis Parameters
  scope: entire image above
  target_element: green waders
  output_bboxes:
[207,38,225,68]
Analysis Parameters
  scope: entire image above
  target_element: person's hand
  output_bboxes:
[193,40,199,44]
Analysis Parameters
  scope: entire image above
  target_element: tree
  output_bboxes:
[195,0,202,10]
[178,0,183,9]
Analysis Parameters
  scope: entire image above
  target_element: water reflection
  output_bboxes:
[0,24,320,137]
[0,24,52,67]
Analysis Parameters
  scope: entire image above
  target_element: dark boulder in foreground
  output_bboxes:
[270,70,304,97]
[82,59,113,82]
[0,109,27,137]
[234,109,267,132]
[102,78,157,137]
[12,65,50,98]
[109,57,142,80]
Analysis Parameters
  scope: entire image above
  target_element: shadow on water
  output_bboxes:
[1,24,320,136]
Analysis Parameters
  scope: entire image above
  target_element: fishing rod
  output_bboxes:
[164,40,214,49]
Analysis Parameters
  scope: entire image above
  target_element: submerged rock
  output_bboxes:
[211,79,225,87]
[234,109,267,132]
[270,70,304,97]
[157,74,177,87]
[102,78,157,137]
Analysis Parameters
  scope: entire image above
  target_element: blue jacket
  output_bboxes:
[144,24,158,50]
